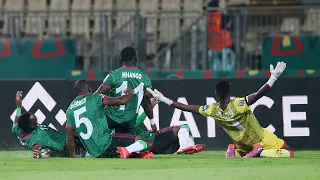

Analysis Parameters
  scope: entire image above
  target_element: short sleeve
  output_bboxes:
[97,94,107,106]
[233,97,250,114]
[198,104,214,117]
[144,75,152,89]
[102,73,114,89]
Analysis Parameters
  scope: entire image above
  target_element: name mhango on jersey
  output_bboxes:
[122,72,142,79]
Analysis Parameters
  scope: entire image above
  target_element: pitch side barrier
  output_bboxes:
[0,77,318,150]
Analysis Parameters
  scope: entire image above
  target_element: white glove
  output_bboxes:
[267,61,286,87]
[146,88,173,105]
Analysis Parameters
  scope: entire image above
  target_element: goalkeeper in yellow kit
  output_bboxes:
[148,62,294,158]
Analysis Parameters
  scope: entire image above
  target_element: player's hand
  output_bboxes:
[150,124,157,133]
[146,88,173,106]
[124,88,134,95]
[151,98,159,108]
[32,145,42,159]
[270,62,286,79]
[15,91,22,108]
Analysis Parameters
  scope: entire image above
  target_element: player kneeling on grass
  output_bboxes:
[66,80,154,159]
[134,98,205,154]
[148,62,294,158]
[12,91,86,158]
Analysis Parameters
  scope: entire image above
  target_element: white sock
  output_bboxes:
[187,136,195,147]
[178,128,190,149]
[125,140,147,153]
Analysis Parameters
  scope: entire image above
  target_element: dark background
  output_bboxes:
[1,77,319,150]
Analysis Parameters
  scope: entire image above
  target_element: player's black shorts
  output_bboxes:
[97,134,135,158]
[106,115,135,134]
[150,127,179,154]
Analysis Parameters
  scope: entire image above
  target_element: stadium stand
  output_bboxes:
[0,0,310,71]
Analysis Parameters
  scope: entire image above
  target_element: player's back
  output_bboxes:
[199,97,264,146]
[103,66,152,123]
[66,94,113,157]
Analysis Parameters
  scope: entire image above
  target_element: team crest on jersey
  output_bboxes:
[202,105,209,111]
[237,100,246,106]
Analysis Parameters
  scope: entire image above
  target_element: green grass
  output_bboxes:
[0,151,319,180]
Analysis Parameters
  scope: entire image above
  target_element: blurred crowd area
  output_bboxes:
[0,0,319,71]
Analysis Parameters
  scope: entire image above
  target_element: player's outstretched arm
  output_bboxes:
[14,91,23,124]
[66,127,76,158]
[102,88,134,105]
[147,88,201,114]
[246,62,286,105]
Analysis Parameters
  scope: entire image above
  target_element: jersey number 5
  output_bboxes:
[74,106,93,140]
[116,81,144,113]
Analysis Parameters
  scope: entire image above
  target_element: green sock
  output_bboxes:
[135,112,147,128]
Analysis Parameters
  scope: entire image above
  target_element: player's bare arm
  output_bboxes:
[102,88,134,106]
[14,91,22,124]
[147,88,201,114]
[246,62,286,105]
[66,127,76,158]
[141,90,157,131]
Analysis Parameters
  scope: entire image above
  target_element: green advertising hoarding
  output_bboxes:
[0,38,75,79]
[262,35,320,69]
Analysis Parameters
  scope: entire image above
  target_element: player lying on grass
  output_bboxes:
[66,80,154,159]
[148,62,295,158]
[95,46,156,134]
[12,91,86,158]
[133,98,205,154]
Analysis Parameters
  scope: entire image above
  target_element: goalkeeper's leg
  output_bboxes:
[244,129,294,158]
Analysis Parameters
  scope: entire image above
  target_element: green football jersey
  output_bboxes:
[102,66,152,124]
[66,94,113,158]
[12,124,27,147]
[12,124,66,151]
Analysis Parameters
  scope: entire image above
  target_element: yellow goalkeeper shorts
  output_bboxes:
[235,129,286,157]
[259,128,285,150]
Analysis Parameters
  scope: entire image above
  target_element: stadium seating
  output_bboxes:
[71,0,90,38]
[48,0,69,35]
[280,18,300,35]
[26,0,47,37]
[3,0,24,35]
[159,0,180,43]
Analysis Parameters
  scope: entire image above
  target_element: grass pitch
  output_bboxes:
[0,151,319,180]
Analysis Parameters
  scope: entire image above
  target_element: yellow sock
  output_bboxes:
[260,149,293,158]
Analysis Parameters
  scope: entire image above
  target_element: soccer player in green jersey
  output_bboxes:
[12,91,86,158]
[66,80,154,159]
[95,46,156,133]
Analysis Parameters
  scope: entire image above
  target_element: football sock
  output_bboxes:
[187,135,195,147]
[135,112,147,128]
[178,125,191,149]
[259,149,293,158]
[125,140,148,153]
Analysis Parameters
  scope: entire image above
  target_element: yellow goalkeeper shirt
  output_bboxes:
[199,97,264,146]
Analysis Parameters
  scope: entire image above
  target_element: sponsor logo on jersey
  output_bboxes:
[237,100,246,106]
[10,82,66,130]
[202,105,209,111]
